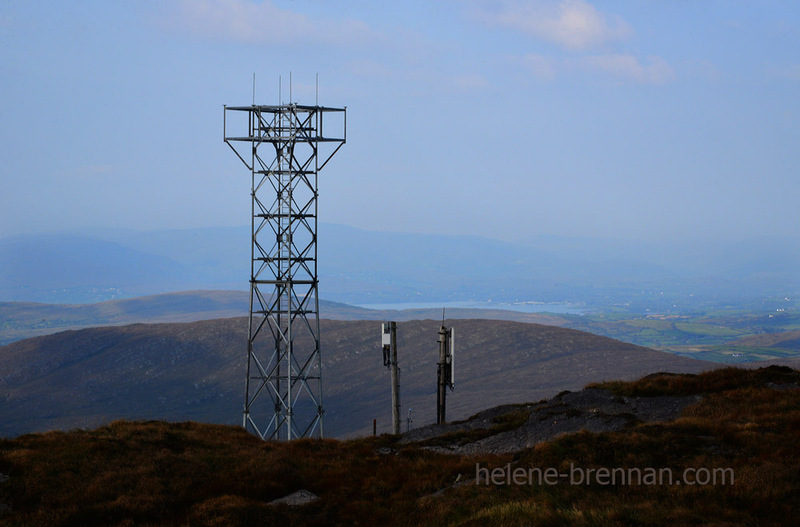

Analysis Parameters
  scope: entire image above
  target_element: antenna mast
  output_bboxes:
[224,77,346,440]
[381,322,401,434]
[436,318,455,425]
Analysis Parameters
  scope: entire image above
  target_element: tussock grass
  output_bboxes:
[588,364,800,396]
[2,367,799,525]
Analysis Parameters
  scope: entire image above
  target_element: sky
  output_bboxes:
[1,0,799,243]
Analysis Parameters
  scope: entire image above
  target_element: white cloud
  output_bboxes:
[475,2,672,85]
[173,0,375,46]
[482,0,632,50]
[580,54,675,84]
[521,53,675,85]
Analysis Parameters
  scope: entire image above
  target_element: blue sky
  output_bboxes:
[1,1,799,243]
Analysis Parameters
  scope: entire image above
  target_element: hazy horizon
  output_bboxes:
[4,220,800,247]
[2,222,797,308]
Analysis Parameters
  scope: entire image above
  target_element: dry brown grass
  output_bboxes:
[1,367,799,525]
[589,365,800,396]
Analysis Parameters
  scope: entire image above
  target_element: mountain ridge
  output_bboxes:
[0,290,569,346]
[0,317,714,439]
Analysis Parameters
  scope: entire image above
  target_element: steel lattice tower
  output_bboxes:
[224,102,345,440]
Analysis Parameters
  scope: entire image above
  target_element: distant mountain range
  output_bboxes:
[5,290,798,368]
[0,317,714,439]
[0,290,569,346]
[1,224,798,308]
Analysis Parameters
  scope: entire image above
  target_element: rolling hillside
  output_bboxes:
[0,318,713,439]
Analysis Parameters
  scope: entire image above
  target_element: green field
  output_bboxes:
[561,311,800,363]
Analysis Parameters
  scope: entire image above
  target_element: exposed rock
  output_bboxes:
[268,489,320,507]
[403,387,702,454]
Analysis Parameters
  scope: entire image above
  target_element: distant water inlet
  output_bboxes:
[355,301,588,315]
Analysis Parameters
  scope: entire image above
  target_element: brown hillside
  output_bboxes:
[0,367,798,526]
[0,318,713,438]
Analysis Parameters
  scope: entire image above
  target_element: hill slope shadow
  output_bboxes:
[0,318,714,438]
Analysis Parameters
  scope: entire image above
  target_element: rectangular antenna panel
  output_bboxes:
[381,323,391,346]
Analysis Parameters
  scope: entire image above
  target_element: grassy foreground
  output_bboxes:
[1,366,799,526]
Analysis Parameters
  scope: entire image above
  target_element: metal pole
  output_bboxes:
[390,321,400,434]
[286,109,293,440]
[243,108,256,430]
[314,108,324,439]
[437,326,448,425]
